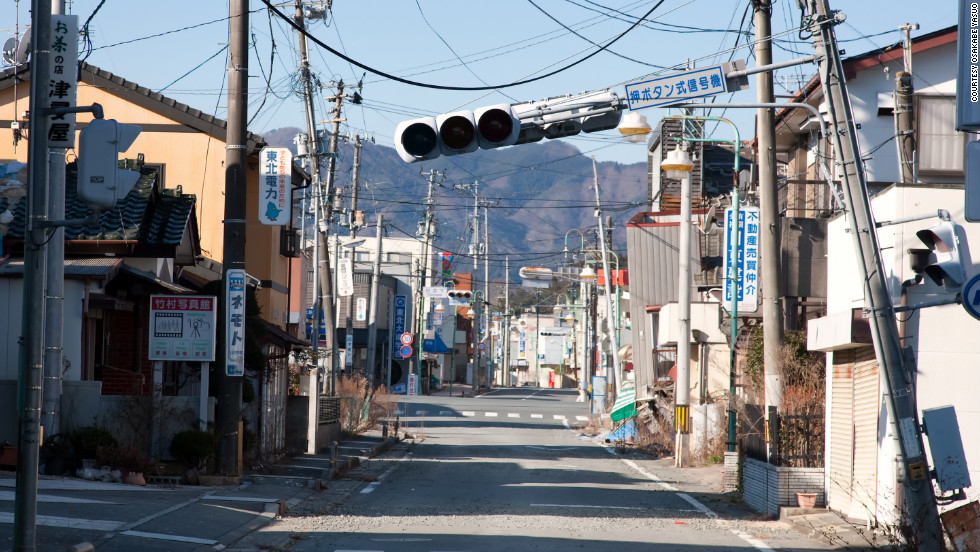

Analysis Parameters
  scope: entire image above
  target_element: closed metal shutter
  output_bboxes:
[849,350,879,521]
[828,349,855,516]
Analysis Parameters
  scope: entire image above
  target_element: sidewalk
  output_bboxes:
[0,432,395,552]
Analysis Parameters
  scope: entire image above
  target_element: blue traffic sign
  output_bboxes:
[400,345,413,358]
[963,273,980,321]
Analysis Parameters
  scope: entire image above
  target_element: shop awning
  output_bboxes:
[610,380,637,422]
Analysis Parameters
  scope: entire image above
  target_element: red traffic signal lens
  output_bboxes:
[478,109,514,144]
[440,115,475,150]
[401,122,438,157]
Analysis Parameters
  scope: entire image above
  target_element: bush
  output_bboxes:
[71,426,118,459]
[169,430,216,470]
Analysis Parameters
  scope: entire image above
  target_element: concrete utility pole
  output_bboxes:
[365,215,383,388]
[482,199,492,389]
[41,0,67,445]
[503,256,510,386]
[215,0,248,477]
[413,169,441,392]
[343,135,363,379]
[591,158,621,397]
[292,0,326,450]
[322,82,345,392]
[806,1,943,546]
[675,156,692,469]
[752,0,784,416]
[895,23,917,184]
[16,1,53,548]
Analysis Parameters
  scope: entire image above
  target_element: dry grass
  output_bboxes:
[335,375,398,433]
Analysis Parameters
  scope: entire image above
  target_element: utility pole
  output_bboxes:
[343,135,362,379]
[482,198,492,389]
[322,81,346,393]
[806,1,943,546]
[675,154,692,468]
[895,23,917,184]
[41,0,68,445]
[592,158,621,397]
[292,0,327,451]
[413,169,441,393]
[365,215,383,388]
[752,0,784,419]
[16,0,52,548]
[503,256,510,386]
[215,0,248,477]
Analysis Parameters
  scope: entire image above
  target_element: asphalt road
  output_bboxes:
[274,387,839,552]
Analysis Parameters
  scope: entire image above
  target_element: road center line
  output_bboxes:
[531,503,643,510]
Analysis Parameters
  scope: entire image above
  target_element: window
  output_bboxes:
[917,95,963,175]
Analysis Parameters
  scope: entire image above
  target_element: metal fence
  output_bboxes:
[741,404,824,468]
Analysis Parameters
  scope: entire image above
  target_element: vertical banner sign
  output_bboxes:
[258,147,292,225]
[149,295,217,361]
[345,333,353,367]
[440,252,453,284]
[337,258,354,297]
[723,206,760,313]
[46,15,79,148]
[356,297,368,321]
[225,269,246,376]
[957,0,980,130]
[392,295,407,359]
[519,329,527,359]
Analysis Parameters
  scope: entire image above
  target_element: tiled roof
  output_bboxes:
[1,162,195,248]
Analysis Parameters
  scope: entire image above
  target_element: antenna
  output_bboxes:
[3,27,32,66]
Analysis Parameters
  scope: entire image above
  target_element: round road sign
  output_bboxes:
[400,332,413,345]
[399,345,413,358]
[963,273,980,321]
[478,342,487,351]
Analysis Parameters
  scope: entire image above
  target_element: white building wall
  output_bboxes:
[823,185,980,517]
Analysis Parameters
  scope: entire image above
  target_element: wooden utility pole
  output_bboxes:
[215,0,248,477]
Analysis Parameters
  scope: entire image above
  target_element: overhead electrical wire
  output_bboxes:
[259,0,665,91]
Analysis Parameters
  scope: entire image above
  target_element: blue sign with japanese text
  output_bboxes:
[225,269,246,376]
[625,65,728,111]
[723,207,760,313]
[392,295,408,359]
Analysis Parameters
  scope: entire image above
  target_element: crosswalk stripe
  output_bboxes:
[485,412,498,417]
[576,416,589,422]
[554,415,566,420]
[415,410,427,416]
[531,414,543,419]
[461,411,476,417]
[508,413,520,418]
[440,410,452,416]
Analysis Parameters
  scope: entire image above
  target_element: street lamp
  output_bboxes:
[617,111,651,144]
[660,143,694,468]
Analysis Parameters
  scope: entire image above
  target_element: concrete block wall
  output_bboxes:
[724,451,739,492]
[743,457,825,515]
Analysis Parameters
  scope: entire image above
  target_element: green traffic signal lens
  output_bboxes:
[402,122,438,157]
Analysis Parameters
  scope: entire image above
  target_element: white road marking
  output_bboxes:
[530,414,543,419]
[461,411,476,417]
[360,482,380,494]
[415,410,427,416]
[531,503,643,510]
[507,413,520,418]
[392,410,403,416]
[576,415,589,422]
[521,389,545,400]
[202,494,283,504]
[553,414,566,420]
[484,412,498,417]
[0,491,115,504]
[439,410,452,416]
[602,445,776,552]
[0,512,122,531]
[120,530,218,545]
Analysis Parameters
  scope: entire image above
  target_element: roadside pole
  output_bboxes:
[752,0,785,428]
[215,0,247,477]
[365,215,383,388]
[807,1,943,546]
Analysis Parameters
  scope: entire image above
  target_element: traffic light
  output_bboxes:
[394,103,520,163]
[913,221,965,291]
[77,119,142,210]
[447,289,472,301]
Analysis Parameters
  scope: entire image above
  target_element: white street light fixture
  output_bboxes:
[434,300,445,313]
[466,307,476,320]
[661,144,694,178]
[617,111,651,143]
[579,265,597,280]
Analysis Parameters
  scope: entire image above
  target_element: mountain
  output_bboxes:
[262,128,646,279]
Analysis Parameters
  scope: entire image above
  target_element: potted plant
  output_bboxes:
[796,492,818,509]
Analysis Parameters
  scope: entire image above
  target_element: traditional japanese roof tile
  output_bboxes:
[1,162,198,260]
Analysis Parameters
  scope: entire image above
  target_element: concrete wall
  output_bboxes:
[743,458,825,516]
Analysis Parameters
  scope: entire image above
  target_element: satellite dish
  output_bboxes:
[1,38,17,65]
[3,27,31,66]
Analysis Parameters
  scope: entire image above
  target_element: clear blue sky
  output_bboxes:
[2,0,958,165]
